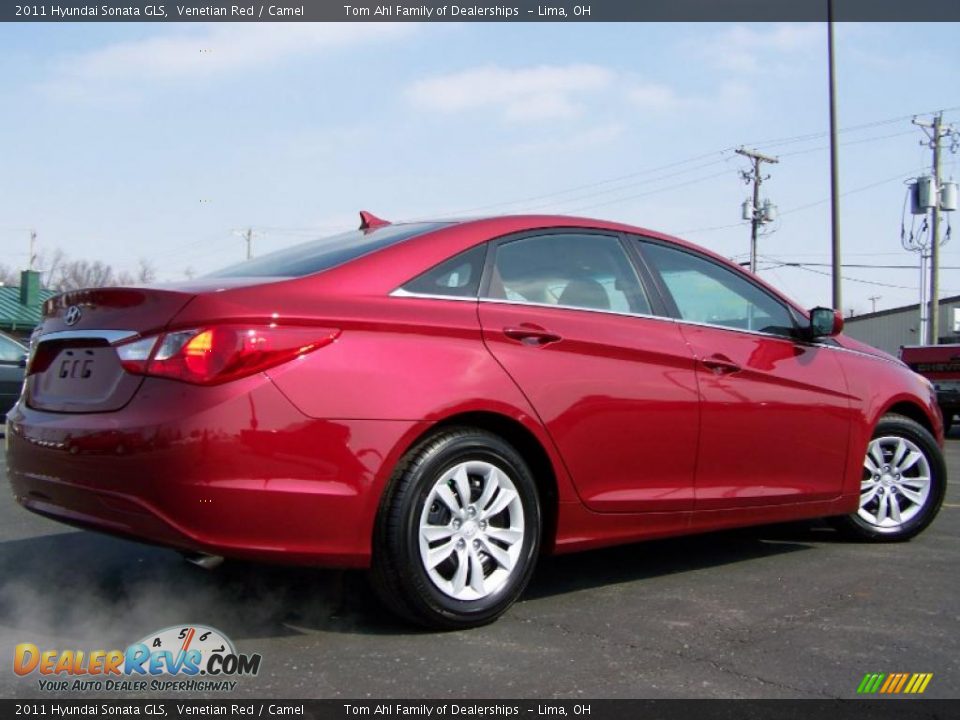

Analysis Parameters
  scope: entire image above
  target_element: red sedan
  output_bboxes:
[5,213,947,628]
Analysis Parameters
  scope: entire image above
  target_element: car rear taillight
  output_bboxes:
[115,325,339,385]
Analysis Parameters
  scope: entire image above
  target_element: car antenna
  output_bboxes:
[359,210,391,230]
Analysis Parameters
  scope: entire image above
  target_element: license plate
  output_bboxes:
[57,351,96,380]
[36,347,120,402]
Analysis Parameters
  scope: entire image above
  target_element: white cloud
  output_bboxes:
[512,122,625,155]
[627,79,753,116]
[627,82,688,112]
[700,23,824,73]
[41,23,415,99]
[407,63,751,124]
[405,64,614,122]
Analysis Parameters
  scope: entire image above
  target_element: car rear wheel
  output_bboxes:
[833,414,946,542]
[370,427,541,629]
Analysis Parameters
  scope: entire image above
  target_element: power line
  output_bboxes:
[743,104,960,151]
[522,156,736,213]
[757,254,960,293]
[759,260,960,270]
[777,166,928,217]
[561,168,736,214]
[776,129,918,159]
[676,166,926,235]
[429,150,737,219]
[431,106,960,221]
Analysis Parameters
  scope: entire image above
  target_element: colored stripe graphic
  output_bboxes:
[857,673,885,694]
[905,673,933,694]
[858,672,933,694]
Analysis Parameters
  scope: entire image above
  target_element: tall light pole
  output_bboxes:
[827,0,842,311]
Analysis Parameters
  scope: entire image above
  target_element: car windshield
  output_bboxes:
[208,222,450,278]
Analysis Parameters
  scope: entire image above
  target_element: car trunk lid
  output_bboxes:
[27,287,198,413]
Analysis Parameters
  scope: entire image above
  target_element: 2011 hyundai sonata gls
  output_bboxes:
[6,212,947,628]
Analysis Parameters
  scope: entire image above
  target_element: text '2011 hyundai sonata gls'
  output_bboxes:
[6,212,947,628]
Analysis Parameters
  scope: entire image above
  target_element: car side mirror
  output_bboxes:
[19,353,28,368]
[809,307,843,338]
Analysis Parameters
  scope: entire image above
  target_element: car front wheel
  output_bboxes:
[834,413,946,542]
[370,427,541,629]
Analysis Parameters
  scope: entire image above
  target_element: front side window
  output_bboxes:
[486,233,651,315]
[0,334,25,362]
[641,241,795,336]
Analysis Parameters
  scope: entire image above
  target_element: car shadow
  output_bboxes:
[0,521,835,641]
[523,521,833,602]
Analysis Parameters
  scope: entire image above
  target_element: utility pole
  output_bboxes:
[233,227,256,260]
[868,295,880,313]
[827,0,842,311]
[28,229,37,270]
[914,112,958,344]
[736,147,779,273]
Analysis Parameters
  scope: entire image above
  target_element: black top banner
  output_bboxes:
[3,0,960,23]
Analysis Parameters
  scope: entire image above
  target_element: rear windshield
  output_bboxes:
[208,222,449,278]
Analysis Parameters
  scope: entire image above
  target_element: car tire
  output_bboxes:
[832,413,946,542]
[370,427,541,629]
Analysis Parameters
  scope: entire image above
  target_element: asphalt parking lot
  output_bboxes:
[1,436,957,700]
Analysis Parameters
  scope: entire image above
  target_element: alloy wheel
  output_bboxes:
[417,460,526,601]
[860,435,932,531]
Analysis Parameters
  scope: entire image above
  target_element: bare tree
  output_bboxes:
[136,258,157,283]
[115,258,158,287]
[58,259,115,290]
[37,248,69,290]
[0,264,19,286]
[35,250,161,292]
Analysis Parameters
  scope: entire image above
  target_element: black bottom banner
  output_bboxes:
[4,700,958,720]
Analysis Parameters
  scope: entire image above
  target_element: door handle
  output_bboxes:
[701,353,741,375]
[503,325,562,347]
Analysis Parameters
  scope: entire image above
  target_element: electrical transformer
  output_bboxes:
[913,175,938,213]
[941,181,958,212]
[762,199,777,222]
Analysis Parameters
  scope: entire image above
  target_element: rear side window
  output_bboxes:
[399,245,486,298]
[486,232,651,315]
[208,222,449,278]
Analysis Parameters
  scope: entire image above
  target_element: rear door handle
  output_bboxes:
[503,325,562,347]
[701,353,741,375]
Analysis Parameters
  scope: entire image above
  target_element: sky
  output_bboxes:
[0,21,958,315]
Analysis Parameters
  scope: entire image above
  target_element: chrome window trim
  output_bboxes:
[476,297,676,325]
[36,329,139,346]
[668,317,800,342]
[391,288,898,363]
[389,288,479,302]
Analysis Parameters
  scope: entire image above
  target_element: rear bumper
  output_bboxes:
[5,376,425,567]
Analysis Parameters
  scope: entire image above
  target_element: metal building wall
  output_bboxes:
[844,296,960,355]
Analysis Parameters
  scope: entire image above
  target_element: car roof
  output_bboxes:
[318,213,808,316]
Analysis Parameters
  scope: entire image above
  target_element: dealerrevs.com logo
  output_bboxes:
[13,625,262,693]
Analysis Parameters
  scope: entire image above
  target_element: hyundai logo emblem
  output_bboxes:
[64,305,82,326]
